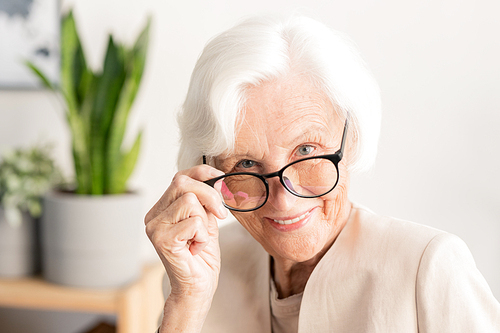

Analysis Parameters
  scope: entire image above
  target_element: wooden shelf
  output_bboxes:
[0,263,165,333]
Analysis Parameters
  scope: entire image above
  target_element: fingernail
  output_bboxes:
[219,205,228,218]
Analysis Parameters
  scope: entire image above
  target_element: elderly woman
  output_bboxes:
[145,15,500,332]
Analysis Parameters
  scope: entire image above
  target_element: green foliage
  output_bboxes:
[26,11,150,195]
[0,146,63,227]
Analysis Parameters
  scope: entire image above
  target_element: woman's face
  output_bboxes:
[215,75,352,265]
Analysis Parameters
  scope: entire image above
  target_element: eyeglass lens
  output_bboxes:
[212,157,338,211]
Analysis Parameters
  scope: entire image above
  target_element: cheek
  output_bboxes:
[321,168,350,222]
[232,212,263,235]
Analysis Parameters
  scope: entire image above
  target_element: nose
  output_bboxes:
[283,176,296,193]
[265,176,298,210]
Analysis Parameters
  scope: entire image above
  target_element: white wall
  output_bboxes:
[1,0,499,331]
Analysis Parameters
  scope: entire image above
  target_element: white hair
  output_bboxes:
[177,14,381,173]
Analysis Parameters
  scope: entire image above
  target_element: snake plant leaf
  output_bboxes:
[92,36,126,137]
[78,71,98,134]
[61,11,88,113]
[23,12,92,194]
[108,131,142,194]
[77,68,94,108]
[105,18,150,193]
[89,36,127,194]
[67,110,91,194]
[61,11,95,194]
[24,11,149,195]
[25,60,55,90]
[75,71,97,194]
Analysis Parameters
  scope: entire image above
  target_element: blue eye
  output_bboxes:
[297,145,315,156]
[237,160,256,169]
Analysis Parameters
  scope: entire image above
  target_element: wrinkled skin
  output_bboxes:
[215,75,352,297]
[145,74,352,331]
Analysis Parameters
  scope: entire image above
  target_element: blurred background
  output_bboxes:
[0,0,499,331]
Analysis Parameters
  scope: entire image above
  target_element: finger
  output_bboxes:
[157,192,211,228]
[170,216,209,256]
[148,215,210,268]
[188,231,209,256]
[145,165,226,223]
[169,166,226,217]
[168,192,221,241]
[146,192,208,246]
[181,163,225,181]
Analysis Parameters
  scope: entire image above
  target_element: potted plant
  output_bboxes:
[0,145,61,277]
[27,11,150,288]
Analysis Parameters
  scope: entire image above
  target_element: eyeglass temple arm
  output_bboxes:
[336,114,350,160]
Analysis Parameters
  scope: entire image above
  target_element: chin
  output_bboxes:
[267,229,331,263]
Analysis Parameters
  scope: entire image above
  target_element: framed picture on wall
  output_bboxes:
[0,0,60,89]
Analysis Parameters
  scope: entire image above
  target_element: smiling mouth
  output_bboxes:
[272,211,312,225]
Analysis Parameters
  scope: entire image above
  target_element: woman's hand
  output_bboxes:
[145,165,227,331]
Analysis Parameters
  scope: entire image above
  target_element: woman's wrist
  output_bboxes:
[159,294,213,332]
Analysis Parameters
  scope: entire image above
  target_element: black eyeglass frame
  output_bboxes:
[203,116,349,212]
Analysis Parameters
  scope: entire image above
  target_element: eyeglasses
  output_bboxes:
[203,116,349,212]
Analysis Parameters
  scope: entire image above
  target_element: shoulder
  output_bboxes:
[346,204,500,321]
[317,203,462,290]
[306,203,451,292]
[301,205,500,331]
[414,226,500,330]
[415,231,484,289]
[344,203,447,258]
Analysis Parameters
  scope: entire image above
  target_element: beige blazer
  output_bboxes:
[162,204,500,332]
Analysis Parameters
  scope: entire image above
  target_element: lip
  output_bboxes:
[266,207,317,232]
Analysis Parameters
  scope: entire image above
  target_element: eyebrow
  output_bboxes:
[227,123,336,162]
[288,123,335,145]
